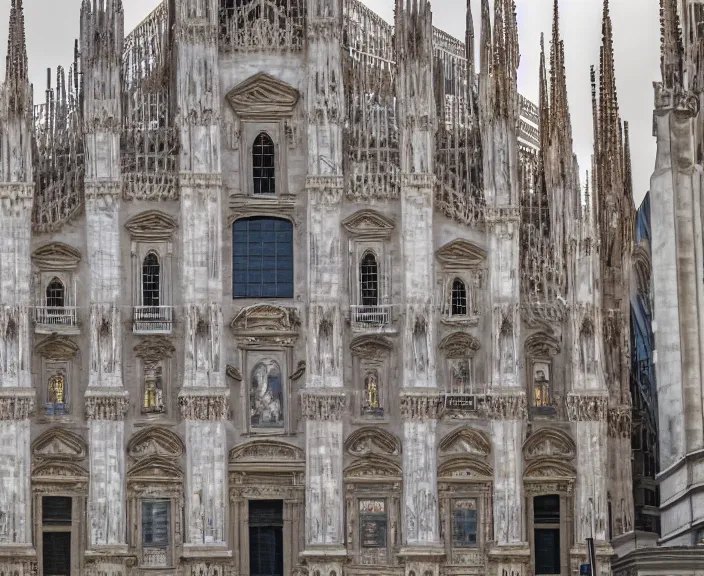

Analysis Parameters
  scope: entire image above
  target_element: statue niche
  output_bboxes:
[499,318,514,375]
[533,361,551,408]
[250,359,284,429]
[363,371,382,417]
[579,320,596,375]
[413,318,428,374]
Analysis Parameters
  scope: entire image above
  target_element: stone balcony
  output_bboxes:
[350,304,393,330]
[132,306,173,335]
[34,306,79,335]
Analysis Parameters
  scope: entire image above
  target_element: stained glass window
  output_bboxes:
[233,217,294,298]
[452,499,478,548]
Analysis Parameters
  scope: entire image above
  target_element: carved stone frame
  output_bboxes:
[524,331,561,417]
[35,336,80,421]
[343,457,402,567]
[229,440,305,576]
[436,239,487,327]
[350,335,393,421]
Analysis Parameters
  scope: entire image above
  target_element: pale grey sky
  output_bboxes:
[0,0,658,204]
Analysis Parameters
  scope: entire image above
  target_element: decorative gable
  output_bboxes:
[438,456,493,479]
[35,336,80,360]
[350,335,393,360]
[439,427,491,457]
[32,242,82,271]
[32,460,89,482]
[436,239,487,268]
[127,456,183,481]
[525,331,561,358]
[226,73,300,118]
[229,440,304,463]
[344,455,402,480]
[127,427,185,461]
[133,336,176,364]
[342,209,395,239]
[345,427,401,457]
[523,458,576,480]
[125,210,178,242]
[231,304,301,334]
[439,332,481,358]
[32,428,87,460]
[523,428,576,461]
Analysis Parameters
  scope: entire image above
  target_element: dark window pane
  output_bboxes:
[253,132,276,195]
[42,496,72,526]
[46,278,65,309]
[142,253,160,307]
[452,499,478,548]
[233,217,293,299]
[451,278,468,315]
[534,528,560,574]
[359,500,387,548]
[43,532,71,576]
[249,501,283,576]
[534,495,560,524]
[142,501,170,547]
[360,252,379,306]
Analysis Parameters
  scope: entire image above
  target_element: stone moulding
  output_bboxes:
[439,427,491,457]
[229,439,304,466]
[566,392,608,422]
[523,457,577,482]
[399,390,443,421]
[127,426,185,461]
[32,427,87,460]
[522,427,576,461]
[0,388,36,420]
[84,389,129,421]
[124,209,178,242]
[435,239,487,268]
[484,392,527,420]
[345,426,402,457]
[607,405,633,438]
[437,455,494,480]
[344,454,403,480]
[178,388,230,421]
[127,456,183,482]
[35,335,80,360]
[342,209,395,239]
[31,241,82,270]
[300,389,347,421]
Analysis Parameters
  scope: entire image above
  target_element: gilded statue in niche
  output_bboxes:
[46,370,67,416]
[363,371,383,417]
[533,361,550,407]
[250,359,284,428]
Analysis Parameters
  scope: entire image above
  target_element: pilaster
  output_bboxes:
[302,0,346,572]
[0,0,36,569]
[174,0,230,566]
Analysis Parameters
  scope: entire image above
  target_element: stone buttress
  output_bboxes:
[174,0,231,573]
[395,1,444,574]
[300,0,348,573]
[80,1,131,574]
[0,0,35,573]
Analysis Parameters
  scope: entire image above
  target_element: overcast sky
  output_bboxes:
[0,0,658,205]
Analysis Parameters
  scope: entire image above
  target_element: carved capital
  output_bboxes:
[300,389,347,421]
[400,390,443,421]
[0,388,36,420]
[608,405,632,438]
[566,393,608,422]
[178,389,229,421]
[485,392,527,420]
[84,389,129,421]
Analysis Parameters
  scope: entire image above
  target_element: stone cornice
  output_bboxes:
[84,388,129,421]
[0,388,36,420]
[399,389,443,421]
[178,388,230,421]
[485,391,527,420]
[566,392,608,422]
[300,389,347,421]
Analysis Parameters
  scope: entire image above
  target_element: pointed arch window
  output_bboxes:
[253,132,276,195]
[142,253,161,308]
[360,252,379,307]
[451,278,467,316]
[46,278,65,310]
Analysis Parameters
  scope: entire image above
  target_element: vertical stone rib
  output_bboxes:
[174,2,230,569]
[301,1,347,574]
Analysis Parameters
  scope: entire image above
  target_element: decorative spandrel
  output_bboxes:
[250,360,284,429]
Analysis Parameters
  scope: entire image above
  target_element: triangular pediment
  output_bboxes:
[342,210,395,238]
[439,427,491,457]
[231,304,301,334]
[226,73,300,118]
[345,427,401,457]
[32,460,89,480]
[229,440,304,463]
[125,210,178,242]
[438,456,493,479]
[35,335,80,360]
[32,428,87,461]
[127,427,185,461]
[523,428,575,461]
[32,242,82,271]
[524,457,576,480]
[128,456,183,480]
[439,332,481,358]
[436,239,487,268]
[344,455,402,480]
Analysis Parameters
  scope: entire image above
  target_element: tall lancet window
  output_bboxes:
[142,253,161,308]
[46,278,65,310]
[253,132,276,195]
[451,278,467,316]
[360,252,379,306]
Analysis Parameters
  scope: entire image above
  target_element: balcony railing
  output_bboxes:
[35,306,78,328]
[133,306,173,334]
[351,304,392,327]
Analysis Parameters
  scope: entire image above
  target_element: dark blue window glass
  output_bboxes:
[233,217,294,298]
